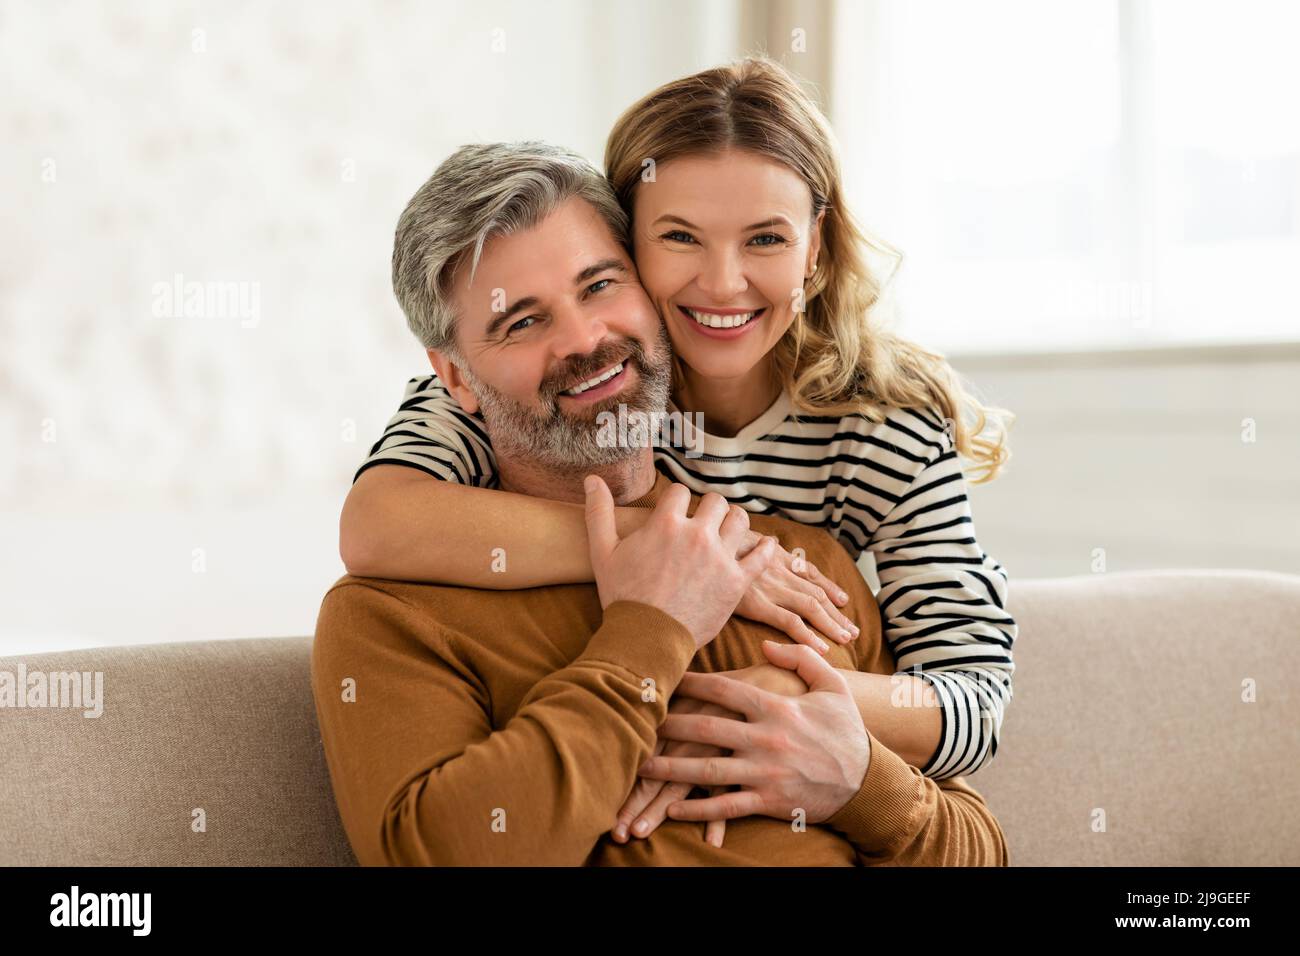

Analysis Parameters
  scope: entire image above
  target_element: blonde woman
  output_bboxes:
[342,58,1017,841]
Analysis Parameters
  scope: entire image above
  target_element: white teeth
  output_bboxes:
[687,308,757,329]
[563,362,624,396]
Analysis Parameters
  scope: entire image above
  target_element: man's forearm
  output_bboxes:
[369,602,695,865]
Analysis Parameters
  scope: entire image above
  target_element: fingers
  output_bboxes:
[718,504,750,555]
[610,737,668,843]
[704,789,728,847]
[657,712,753,750]
[759,639,851,695]
[652,482,692,522]
[675,671,769,719]
[775,582,857,645]
[793,558,851,608]
[667,788,766,822]
[583,474,618,565]
[637,754,765,788]
[626,779,694,840]
[612,774,671,843]
[691,491,730,535]
[785,571,859,639]
[736,534,779,584]
[667,695,744,721]
[623,738,723,841]
[743,597,830,654]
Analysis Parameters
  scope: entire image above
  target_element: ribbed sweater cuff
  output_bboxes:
[580,600,697,688]
[824,730,924,853]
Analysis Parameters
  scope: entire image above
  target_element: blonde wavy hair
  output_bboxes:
[605,57,1013,482]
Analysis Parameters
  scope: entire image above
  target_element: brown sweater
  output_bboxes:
[311,471,1008,866]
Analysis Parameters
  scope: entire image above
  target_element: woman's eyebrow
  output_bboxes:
[651,213,796,231]
[651,214,699,229]
[743,215,796,231]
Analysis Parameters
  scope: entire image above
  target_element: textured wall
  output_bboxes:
[2,0,736,509]
[1,0,748,650]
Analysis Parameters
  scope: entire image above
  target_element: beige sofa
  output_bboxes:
[2,569,1297,866]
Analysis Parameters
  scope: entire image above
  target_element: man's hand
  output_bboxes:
[584,476,775,649]
[610,661,811,847]
[638,640,872,825]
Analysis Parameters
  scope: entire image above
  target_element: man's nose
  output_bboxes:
[697,247,748,301]
[548,302,607,363]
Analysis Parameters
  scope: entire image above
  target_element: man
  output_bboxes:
[311,141,1007,866]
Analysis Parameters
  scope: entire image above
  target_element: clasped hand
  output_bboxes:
[610,639,871,848]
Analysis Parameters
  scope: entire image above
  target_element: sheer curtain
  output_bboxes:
[828,0,1300,354]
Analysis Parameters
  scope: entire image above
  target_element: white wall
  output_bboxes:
[0,0,827,654]
[954,345,1300,579]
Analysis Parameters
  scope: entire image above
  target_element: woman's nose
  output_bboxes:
[696,248,748,301]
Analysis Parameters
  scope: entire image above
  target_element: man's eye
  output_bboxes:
[507,316,537,335]
[661,230,695,244]
[749,233,787,247]
[587,278,613,295]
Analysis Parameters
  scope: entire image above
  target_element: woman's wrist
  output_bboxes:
[613,504,653,538]
[741,662,808,697]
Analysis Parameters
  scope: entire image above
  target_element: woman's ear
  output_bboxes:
[426,348,480,415]
[806,208,827,278]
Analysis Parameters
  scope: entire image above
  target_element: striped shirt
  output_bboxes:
[356,374,1017,780]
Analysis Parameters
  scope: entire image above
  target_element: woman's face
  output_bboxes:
[631,148,823,384]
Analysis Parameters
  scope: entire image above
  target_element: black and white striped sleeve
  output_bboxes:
[858,407,1018,780]
[353,374,498,487]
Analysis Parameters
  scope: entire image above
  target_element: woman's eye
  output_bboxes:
[507,316,537,335]
[749,233,787,247]
[662,230,695,244]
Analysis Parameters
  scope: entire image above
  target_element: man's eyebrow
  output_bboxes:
[484,296,540,338]
[481,261,625,339]
[574,258,627,284]
[651,214,797,231]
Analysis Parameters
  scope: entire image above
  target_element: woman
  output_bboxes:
[342,57,1017,844]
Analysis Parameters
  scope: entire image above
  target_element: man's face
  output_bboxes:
[433,197,672,470]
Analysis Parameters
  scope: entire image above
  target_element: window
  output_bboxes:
[833,0,1300,353]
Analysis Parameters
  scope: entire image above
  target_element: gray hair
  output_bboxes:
[391,141,629,354]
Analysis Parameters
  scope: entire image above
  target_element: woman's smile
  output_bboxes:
[676,303,767,339]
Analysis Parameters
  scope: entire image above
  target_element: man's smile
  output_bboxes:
[557,359,633,405]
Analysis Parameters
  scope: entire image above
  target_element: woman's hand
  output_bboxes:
[612,694,738,847]
[610,663,810,847]
[734,530,859,654]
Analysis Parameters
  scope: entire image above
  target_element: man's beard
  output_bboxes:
[459,322,673,472]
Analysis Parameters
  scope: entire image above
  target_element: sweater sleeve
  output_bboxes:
[352,373,498,487]
[859,407,1018,780]
[823,730,1009,866]
[311,584,697,866]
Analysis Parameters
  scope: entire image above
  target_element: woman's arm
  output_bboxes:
[339,464,651,588]
[856,406,1018,779]
[341,465,856,659]
[745,664,942,769]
